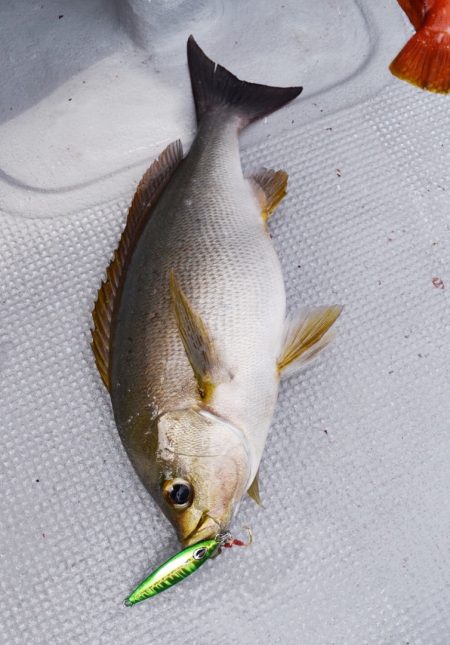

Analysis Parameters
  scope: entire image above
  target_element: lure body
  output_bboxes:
[124,538,219,606]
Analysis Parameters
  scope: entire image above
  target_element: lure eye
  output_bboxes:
[163,478,193,509]
[193,547,207,560]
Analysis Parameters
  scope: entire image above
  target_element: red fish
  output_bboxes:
[390,0,450,92]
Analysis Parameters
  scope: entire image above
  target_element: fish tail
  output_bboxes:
[187,36,302,127]
[390,27,450,93]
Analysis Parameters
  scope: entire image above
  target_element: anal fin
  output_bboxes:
[249,168,288,222]
[277,306,342,378]
[91,140,183,390]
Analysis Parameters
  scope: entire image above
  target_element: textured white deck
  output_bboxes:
[1,2,449,643]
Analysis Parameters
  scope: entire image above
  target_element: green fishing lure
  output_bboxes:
[124,531,250,606]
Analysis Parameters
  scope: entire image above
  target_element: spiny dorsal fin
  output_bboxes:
[249,168,288,221]
[247,471,261,505]
[169,270,226,402]
[91,140,184,390]
[277,306,343,378]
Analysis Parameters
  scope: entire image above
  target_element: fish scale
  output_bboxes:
[92,35,341,550]
[113,113,286,467]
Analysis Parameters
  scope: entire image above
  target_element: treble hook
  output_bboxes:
[222,526,253,548]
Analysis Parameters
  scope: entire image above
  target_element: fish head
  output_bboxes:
[154,408,251,546]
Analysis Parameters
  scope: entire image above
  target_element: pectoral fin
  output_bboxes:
[249,168,288,222]
[169,271,220,401]
[277,306,342,378]
[247,471,261,505]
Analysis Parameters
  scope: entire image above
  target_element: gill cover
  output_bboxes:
[156,408,252,544]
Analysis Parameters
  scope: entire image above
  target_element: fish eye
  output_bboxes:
[162,478,193,509]
[193,547,207,560]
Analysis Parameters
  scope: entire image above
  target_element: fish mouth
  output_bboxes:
[181,513,223,547]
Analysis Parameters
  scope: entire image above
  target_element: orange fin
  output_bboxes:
[390,27,450,93]
[397,0,430,30]
[91,140,183,390]
[277,306,343,378]
[249,168,288,222]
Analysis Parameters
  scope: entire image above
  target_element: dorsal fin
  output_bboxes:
[91,140,184,390]
[249,168,288,221]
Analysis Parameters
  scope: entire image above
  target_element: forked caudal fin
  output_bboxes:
[390,28,450,93]
[390,1,450,93]
[187,35,303,127]
[91,141,184,390]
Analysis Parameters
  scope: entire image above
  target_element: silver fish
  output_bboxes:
[92,36,341,546]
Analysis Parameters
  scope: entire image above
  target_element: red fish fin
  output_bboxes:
[390,27,450,93]
[91,141,183,389]
[397,0,430,30]
[187,35,302,127]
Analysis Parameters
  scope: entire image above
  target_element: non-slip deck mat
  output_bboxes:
[1,2,449,644]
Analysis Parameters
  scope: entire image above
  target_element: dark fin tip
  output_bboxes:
[187,35,302,127]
